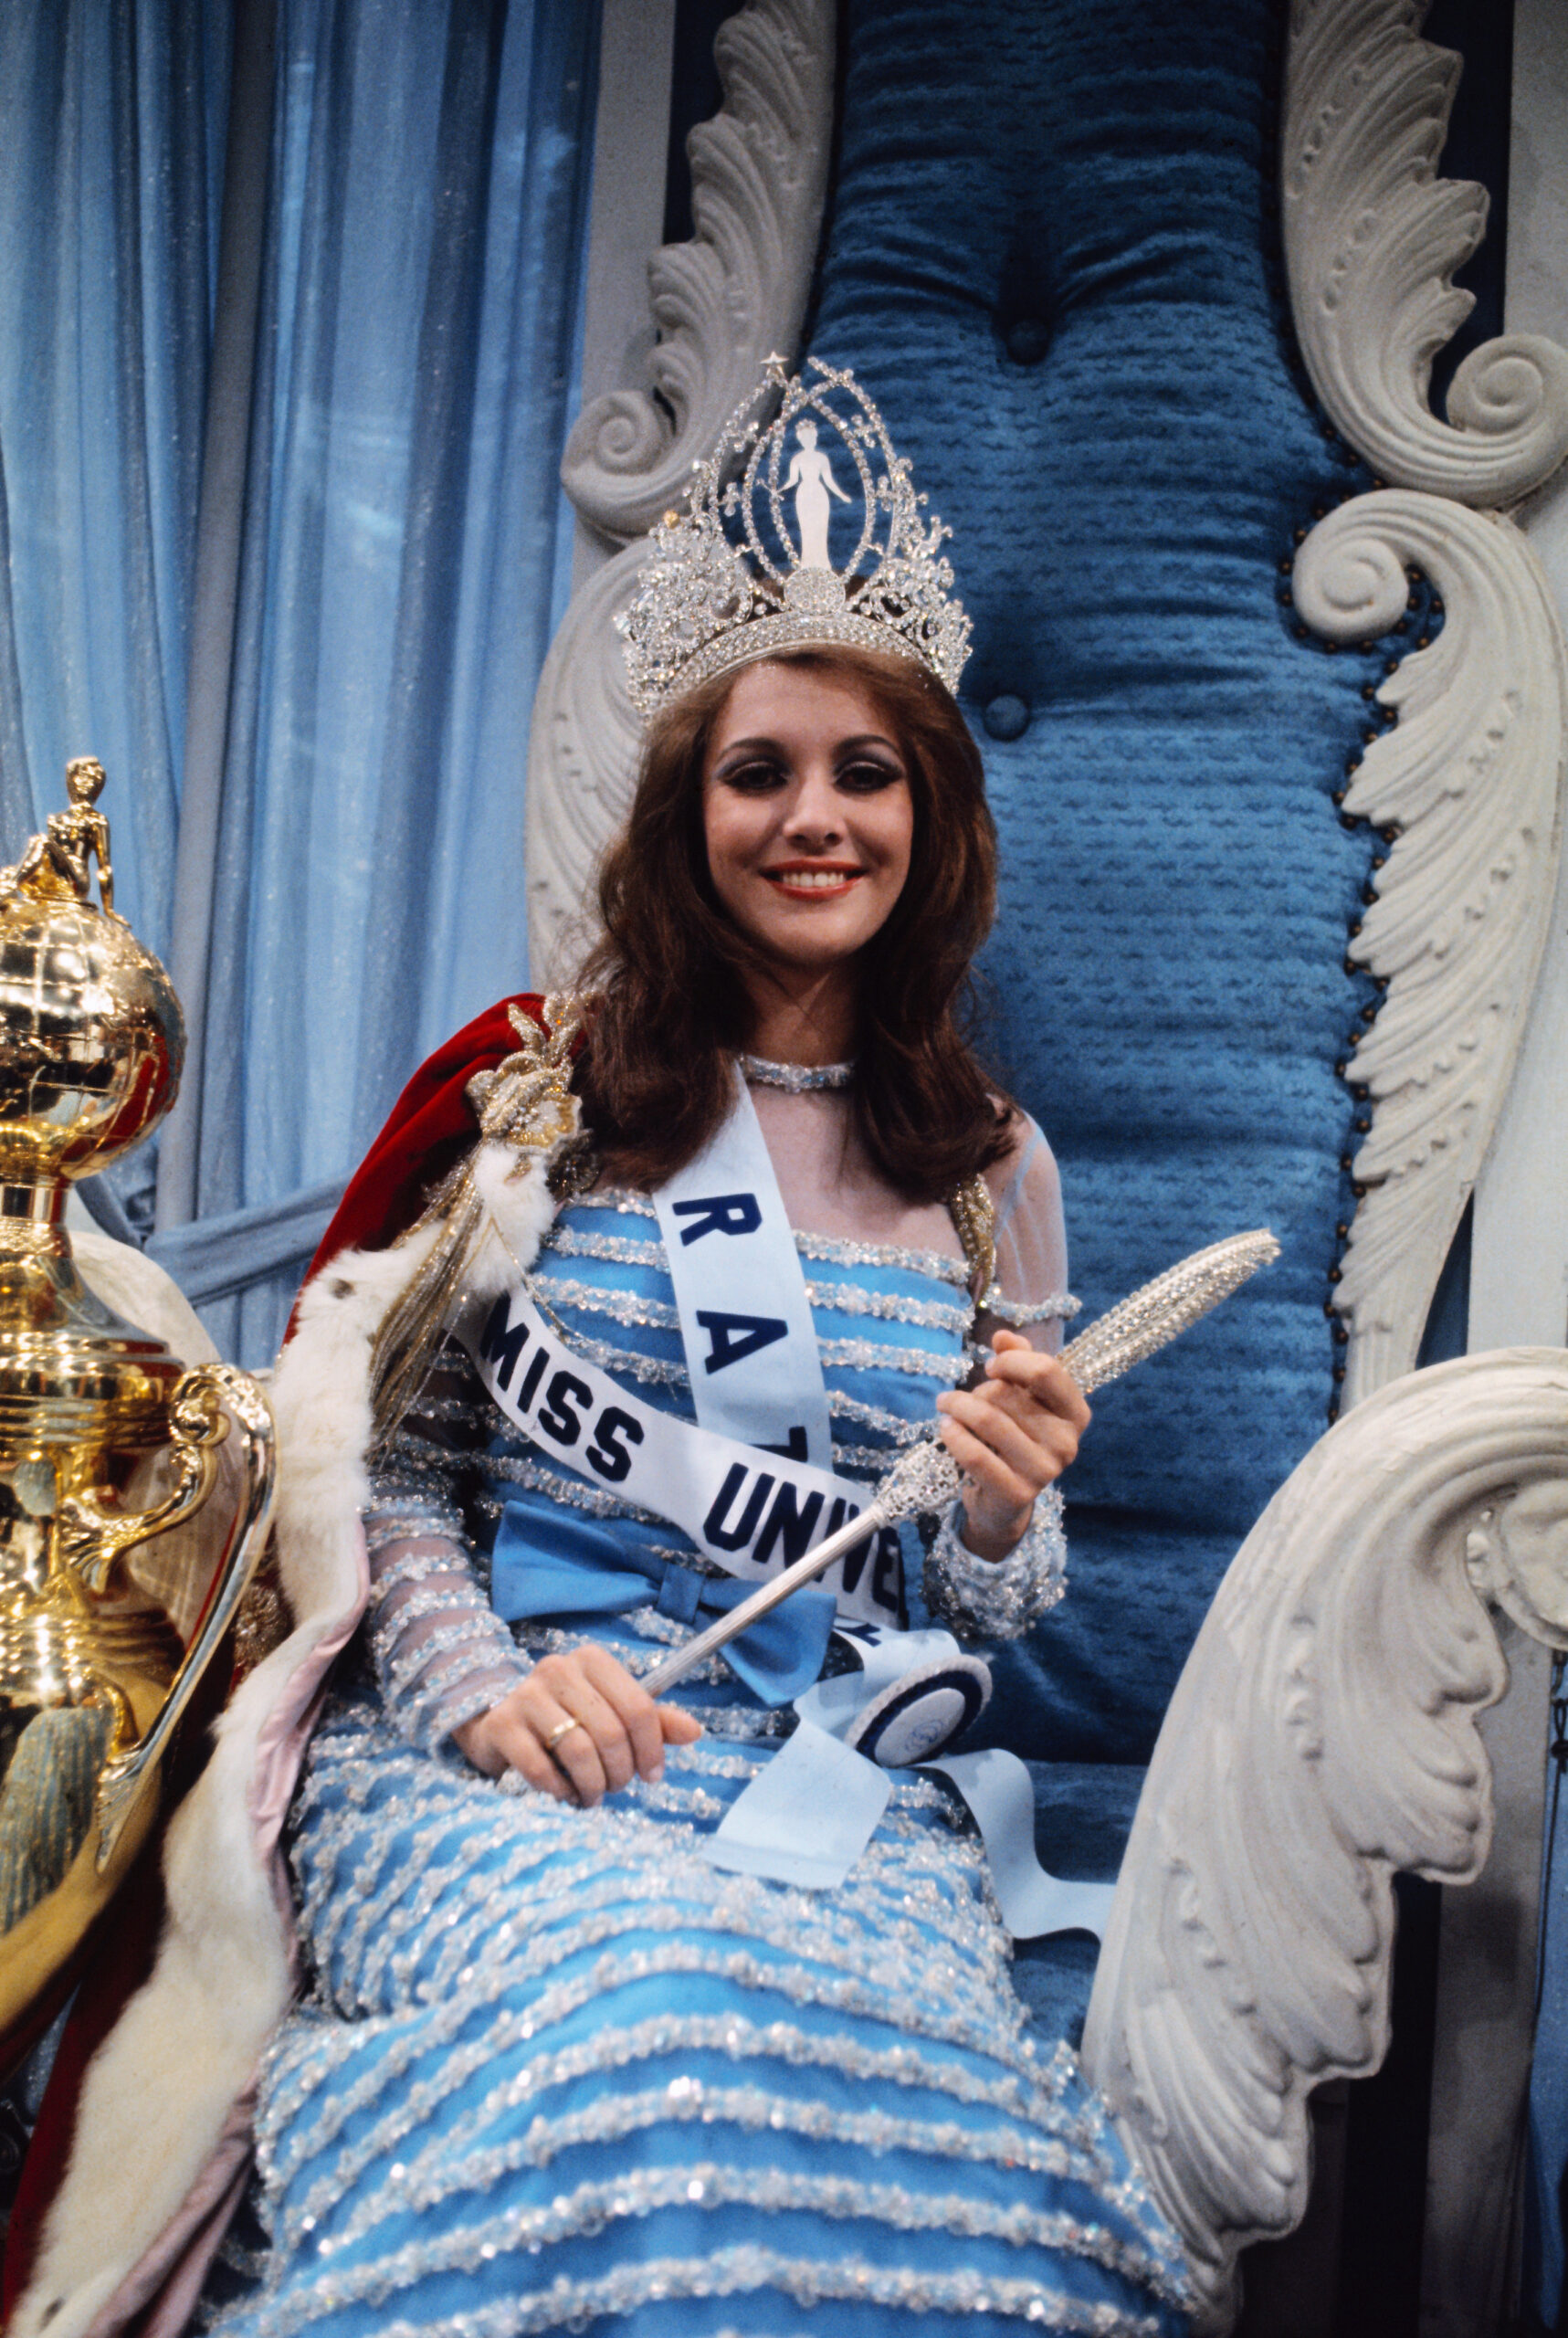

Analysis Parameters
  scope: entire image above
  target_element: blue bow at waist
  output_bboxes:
[489,1495,837,1706]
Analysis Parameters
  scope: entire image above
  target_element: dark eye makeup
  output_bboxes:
[715,757,788,794]
[711,748,905,795]
[835,756,903,794]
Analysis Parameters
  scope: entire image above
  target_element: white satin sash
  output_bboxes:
[652,1068,833,1468]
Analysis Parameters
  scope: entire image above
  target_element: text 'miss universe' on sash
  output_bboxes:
[459,1074,902,1627]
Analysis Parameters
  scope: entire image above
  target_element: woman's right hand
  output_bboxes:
[455,1644,701,1806]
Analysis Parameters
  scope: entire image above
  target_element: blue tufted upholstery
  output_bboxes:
[810,0,1415,1767]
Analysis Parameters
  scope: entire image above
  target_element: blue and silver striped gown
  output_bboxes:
[212,1188,1192,2338]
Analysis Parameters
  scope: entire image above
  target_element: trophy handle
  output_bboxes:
[55,1372,229,1596]
[95,1365,276,1867]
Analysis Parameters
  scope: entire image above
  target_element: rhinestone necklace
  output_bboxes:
[739,1053,855,1093]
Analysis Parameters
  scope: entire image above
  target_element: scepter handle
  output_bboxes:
[639,1227,1280,1701]
[639,1497,891,1697]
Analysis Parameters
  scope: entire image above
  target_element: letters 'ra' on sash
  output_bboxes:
[463,1069,902,1627]
[459,1284,901,1627]
[651,1070,832,1469]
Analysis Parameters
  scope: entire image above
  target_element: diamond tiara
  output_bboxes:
[616,355,973,719]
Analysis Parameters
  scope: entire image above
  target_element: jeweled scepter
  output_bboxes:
[640,1228,1279,1696]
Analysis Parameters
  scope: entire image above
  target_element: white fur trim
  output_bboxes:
[14,1156,560,2338]
[271,1220,444,1620]
[469,1140,569,1292]
[15,1674,296,2338]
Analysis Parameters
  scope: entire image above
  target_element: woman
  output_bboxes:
[188,593,1194,2331]
[14,368,1192,2338]
[443,647,1084,1799]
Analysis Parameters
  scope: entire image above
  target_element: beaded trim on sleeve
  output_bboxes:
[921,1485,1068,1643]
[360,1530,528,1752]
[403,1658,525,1753]
[363,1497,467,1556]
[981,1290,1082,1328]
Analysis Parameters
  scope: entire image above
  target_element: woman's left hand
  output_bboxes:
[934,1330,1090,1562]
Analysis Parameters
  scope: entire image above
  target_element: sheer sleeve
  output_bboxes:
[921,1116,1076,1641]
[363,1348,528,1754]
[980,1117,1078,1353]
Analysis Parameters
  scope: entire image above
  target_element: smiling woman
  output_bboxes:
[701,662,916,996]
[445,635,1093,1798]
[183,586,1186,2329]
[71,366,1193,2338]
[575,642,1010,1210]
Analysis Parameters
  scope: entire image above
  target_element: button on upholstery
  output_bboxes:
[1004,316,1050,364]
[983,695,1030,741]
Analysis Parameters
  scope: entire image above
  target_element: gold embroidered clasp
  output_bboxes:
[466,994,585,1155]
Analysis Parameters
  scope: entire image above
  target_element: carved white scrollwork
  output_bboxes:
[560,0,836,545]
[524,543,646,985]
[1283,0,1568,504]
[1081,1348,1568,2331]
[1292,492,1567,1408]
[527,0,836,976]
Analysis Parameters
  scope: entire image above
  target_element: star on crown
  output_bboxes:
[616,356,972,718]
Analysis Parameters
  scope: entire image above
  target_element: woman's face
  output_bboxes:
[701,662,915,977]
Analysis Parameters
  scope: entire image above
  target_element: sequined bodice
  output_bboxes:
[472,1187,975,1565]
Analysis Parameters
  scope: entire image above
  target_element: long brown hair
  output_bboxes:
[573,644,1016,1202]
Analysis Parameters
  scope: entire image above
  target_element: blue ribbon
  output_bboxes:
[489,1500,837,1706]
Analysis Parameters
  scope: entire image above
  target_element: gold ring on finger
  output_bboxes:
[543,1717,584,1754]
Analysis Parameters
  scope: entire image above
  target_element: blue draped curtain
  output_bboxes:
[0,0,598,1365]
[0,0,228,956]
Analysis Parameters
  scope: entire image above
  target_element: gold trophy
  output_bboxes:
[0,759,274,2054]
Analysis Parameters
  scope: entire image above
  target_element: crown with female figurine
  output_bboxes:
[616,356,972,717]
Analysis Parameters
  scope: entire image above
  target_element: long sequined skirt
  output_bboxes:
[213,1673,1192,2338]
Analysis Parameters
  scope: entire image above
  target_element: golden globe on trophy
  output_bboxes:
[0,759,274,2057]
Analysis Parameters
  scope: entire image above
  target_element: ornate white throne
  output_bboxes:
[526,1,1568,2328]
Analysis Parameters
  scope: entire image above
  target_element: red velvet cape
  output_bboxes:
[302,991,549,1292]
